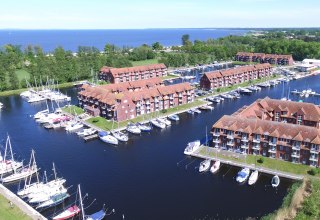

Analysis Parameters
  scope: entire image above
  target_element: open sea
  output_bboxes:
[1,75,320,219]
[0,29,248,52]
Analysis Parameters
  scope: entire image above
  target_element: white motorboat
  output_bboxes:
[184,140,201,155]
[187,109,194,115]
[0,102,3,109]
[2,150,38,183]
[238,87,252,94]
[150,119,166,129]
[136,122,152,132]
[199,105,214,110]
[236,167,250,183]
[167,114,180,121]
[210,160,220,174]
[112,131,129,142]
[33,109,50,119]
[36,192,70,209]
[0,135,23,175]
[157,118,171,126]
[257,82,271,88]
[192,108,201,114]
[208,97,220,103]
[271,175,280,188]
[76,128,97,137]
[65,121,83,132]
[248,170,259,185]
[27,95,47,103]
[247,85,261,91]
[126,123,141,134]
[98,131,118,145]
[220,93,234,99]
[199,159,211,172]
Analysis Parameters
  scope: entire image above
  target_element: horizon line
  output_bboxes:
[1,27,320,31]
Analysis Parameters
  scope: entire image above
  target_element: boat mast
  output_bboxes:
[78,184,85,220]
[52,162,57,180]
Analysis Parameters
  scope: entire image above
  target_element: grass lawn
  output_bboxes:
[0,194,31,220]
[62,105,84,115]
[160,75,179,80]
[131,59,159,66]
[85,99,206,131]
[15,69,30,82]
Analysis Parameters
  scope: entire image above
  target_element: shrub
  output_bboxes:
[161,109,167,114]
[308,168,320,176]
[92,118,99,123]
[257,157,264,164]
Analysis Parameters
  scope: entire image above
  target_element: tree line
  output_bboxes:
[1,30,320,91]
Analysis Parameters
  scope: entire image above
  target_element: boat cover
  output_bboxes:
[87,209,105,220]
[98,131,108,137]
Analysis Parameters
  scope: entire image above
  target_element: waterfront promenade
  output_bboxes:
[191,145,304,181]
[0,184,47,220]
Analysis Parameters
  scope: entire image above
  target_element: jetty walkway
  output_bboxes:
[190,145,303,181]
[0,184,47,220]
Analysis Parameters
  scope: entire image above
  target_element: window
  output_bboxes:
[297,115,302,125]
[275,112,280,122]
[280,146,283,151]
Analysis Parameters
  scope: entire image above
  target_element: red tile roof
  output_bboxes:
[99,63,167,76]
[212,115,320,141]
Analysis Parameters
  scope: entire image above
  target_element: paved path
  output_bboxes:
[191,146,304,181]
[0,184,47,220]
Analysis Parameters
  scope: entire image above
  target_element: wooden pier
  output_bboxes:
[83,134,98,141]
[190,146,303,181]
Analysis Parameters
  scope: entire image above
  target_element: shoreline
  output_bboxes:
[0,184,47,220]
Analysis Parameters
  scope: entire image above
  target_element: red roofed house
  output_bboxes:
[235,52,294,66]
[78,78,194,122]
[200,64,272,90]
[99,64,167,84]
[211,98,320,167]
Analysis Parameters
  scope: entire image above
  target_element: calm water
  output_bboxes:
[0,29,247,52]
[1,75,320,219]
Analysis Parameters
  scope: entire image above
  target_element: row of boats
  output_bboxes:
[183,140,280,187]
[291,89,317,98]
[0,135,108,219]
[98,116,180,145]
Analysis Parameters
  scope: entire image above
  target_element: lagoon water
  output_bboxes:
[0,29,247,52]
[0,75,320,219]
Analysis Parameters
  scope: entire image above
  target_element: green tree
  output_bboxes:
[152,42,163,51]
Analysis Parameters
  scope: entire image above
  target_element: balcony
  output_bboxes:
[310,148,318,154]
[212,132,220,137]
[253,138,260,143]
[310,156,318,162]
[252,144,260,150]
[268,148,276,153]
[292,145,300,151]
[269,141,277,146]
[212,139,220,144]
[241,137,249,142]
[227,141,234,146]
[227,134,234,139]
[241,145,249,149]
[291,153,300,158]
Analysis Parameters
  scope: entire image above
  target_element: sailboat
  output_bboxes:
[27,163,66,200]
[0,135,23,176]
[78,184,107,220]
[33,101,50,119]
[199,127,211,172]
[126,122,141,134]
[111,121,129,142]
[2,149,38,183]
[98,131,118,145]
[36,192,70,209]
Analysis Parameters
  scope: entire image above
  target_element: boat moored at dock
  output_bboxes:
[236,168,250,184]
[184,140,201,155]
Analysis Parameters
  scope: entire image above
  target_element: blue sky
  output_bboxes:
[1,0,319,29]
